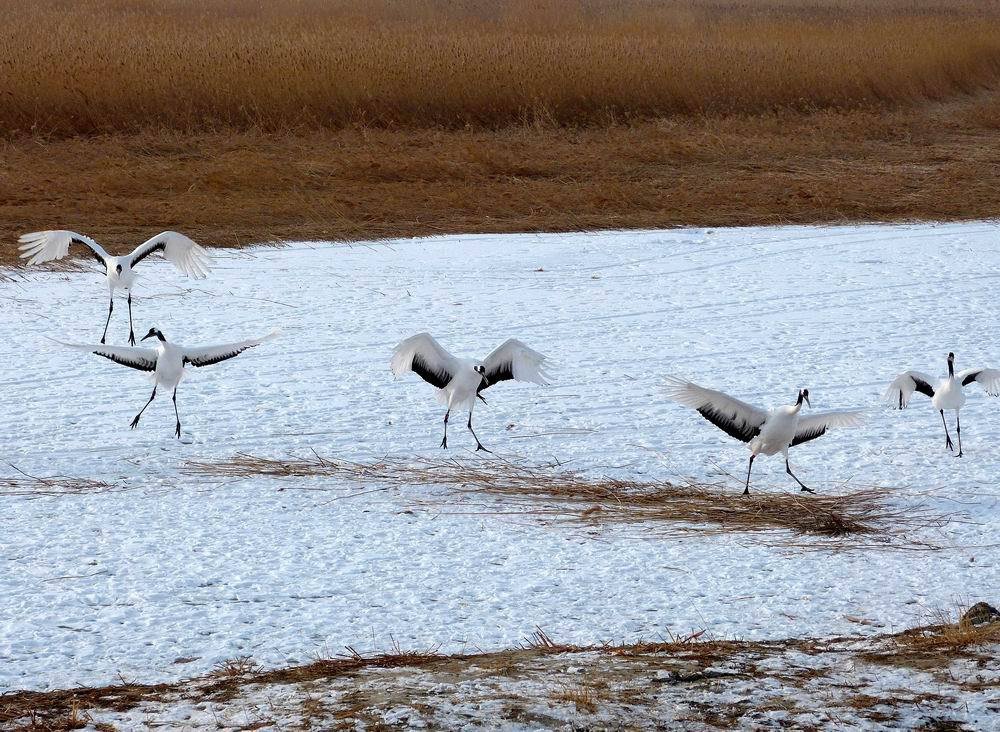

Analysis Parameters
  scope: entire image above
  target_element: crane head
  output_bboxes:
[797,388,811,407]
[474,364,490,386]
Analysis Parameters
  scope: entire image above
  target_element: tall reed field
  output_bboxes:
[3,1,1000,261]
[4,0,1000,135]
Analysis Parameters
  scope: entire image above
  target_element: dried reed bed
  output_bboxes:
[4,0,1000,135]
[183,453,946,547]
[0,466,122,497]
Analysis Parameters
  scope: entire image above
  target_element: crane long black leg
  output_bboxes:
[127,292,135,346]
[940,410,954,451]
[173,388,181,439]
[101,296,114,344]
[130,386,156,429]
[786,457,814,493]
[441,410,450,449]
[743,454,755,495]
[468,411,490,452]
[956,411,963,458]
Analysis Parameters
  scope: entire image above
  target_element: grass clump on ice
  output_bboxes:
[0,466,123,497]
[184,453,946,548]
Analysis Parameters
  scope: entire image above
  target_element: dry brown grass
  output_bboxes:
[2,1,999,264]
[212,656,264,678]
[550,684,601,714]
[3,94,1000,267]
[6,615,993,728]
[183,453,947,547]
[856,610,1000,688]
[0,624,774,729]
[0,466,123,498]
[4,0,1000,134]
[865,611,1000,669]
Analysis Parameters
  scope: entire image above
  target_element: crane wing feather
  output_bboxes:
[18,230,109,267]
[55,340,158,372]
[958,367,1000,396]
[664,376,767,444]
[183,330,278,368]
[791,410,865,446]
[479,339,550,392]
[390,333,459,389]
[129,231,212,279]
[883,371,935,409]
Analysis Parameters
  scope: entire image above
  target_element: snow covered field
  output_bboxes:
[1,222,998,693]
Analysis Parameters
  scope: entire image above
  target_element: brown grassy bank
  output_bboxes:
[3,94,1000,266]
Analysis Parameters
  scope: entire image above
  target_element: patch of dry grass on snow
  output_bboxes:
[2,612,996,730]
[184,453,949,548]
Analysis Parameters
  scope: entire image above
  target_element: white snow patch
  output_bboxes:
[1,223,998,690]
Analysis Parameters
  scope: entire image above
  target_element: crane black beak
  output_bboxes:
[481,374,490,387]
[804,394,811,407]
[140,330,156,341]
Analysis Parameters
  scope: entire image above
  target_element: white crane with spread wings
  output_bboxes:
[665,377,864,494]
[885,352,1000,457]
[59,327,277,438]
[20,230,211,345]
[391,332,550,451]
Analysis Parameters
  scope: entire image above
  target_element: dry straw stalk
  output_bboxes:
[184,453,949,549]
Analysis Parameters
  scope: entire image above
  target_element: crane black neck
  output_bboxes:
[947,353,955,377]
[142,328,166,342]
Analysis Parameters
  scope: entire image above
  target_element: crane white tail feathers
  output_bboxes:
[129,231,212,279]
[883,371,936,409]
[18,230,109,266]
[663,376,766,443]
[481,338,551,389]
[390,333,459,388]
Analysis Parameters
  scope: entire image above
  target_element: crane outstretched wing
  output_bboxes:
[479,339,550,392]
[57,341,158,372]
[791,410,865,446]
[957,367,1000,396]
[19,230,109,267]
[129,231,212,279]
[390,333,459,389]
[183,331,278,367]
[664,376,767,443]
[883,371,935,409]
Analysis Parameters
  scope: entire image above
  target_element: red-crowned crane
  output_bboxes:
[665,377,864,494]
